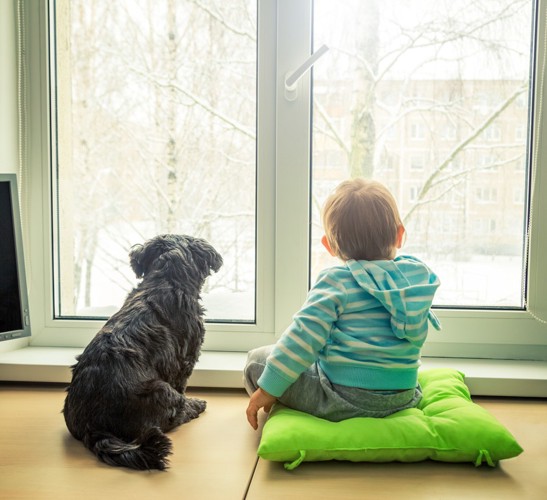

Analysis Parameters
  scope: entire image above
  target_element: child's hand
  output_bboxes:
[246,388,277,430]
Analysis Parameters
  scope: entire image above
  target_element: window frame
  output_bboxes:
[25,0,282,351]
[22,0,547,361]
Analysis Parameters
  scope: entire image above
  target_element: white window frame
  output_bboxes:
[18,0,547,364]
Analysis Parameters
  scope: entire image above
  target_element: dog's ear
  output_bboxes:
[188,238,223,275]
[129,237,172,278]
[129,244,146,278]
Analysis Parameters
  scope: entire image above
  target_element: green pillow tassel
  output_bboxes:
[474,449,496,467]
[285,450,306,470]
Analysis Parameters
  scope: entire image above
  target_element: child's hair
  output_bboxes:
[322,178,403,261]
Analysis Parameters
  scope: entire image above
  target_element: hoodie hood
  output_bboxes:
[347,255,441,343]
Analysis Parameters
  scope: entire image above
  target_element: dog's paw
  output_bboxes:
[173,397,207,425]
[188,397,207,415]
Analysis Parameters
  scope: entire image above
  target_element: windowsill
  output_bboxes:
[1,346,547,397]
[0,347,247,388]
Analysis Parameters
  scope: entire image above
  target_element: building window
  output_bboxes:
[475,187,499,203]
[441,123,457,141]
[410,154,426,171]
[483,124,502,142]
[409,122,426,141]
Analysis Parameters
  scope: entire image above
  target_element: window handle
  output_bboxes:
[284,44,329,101]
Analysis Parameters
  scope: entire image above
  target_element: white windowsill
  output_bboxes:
[0,347,247,389]
[1,347,547,397]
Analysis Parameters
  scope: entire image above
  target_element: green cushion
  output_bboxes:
[257,368,523,470]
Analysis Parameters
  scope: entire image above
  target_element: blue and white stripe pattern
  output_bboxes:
[258,255,441,397]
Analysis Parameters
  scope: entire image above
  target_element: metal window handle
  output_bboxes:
[284,44,329,101]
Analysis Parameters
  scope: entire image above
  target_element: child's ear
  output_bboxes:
[321,235,335,256]
[396,225,406,248]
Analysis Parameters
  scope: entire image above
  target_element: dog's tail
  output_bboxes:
[85,427,172,470]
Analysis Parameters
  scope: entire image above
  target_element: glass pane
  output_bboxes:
[52,0,257,321]
[312,0,532,308]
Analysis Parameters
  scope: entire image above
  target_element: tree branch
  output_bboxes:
[403,83,528,223]
[186,0,256,42]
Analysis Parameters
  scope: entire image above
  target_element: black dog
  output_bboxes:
[63,234,222,470]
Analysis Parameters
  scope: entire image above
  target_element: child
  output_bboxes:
[244,177,441,430]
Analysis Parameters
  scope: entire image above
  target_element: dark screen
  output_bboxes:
[0,182,23,333]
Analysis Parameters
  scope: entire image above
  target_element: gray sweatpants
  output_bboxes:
[243,345,422,422]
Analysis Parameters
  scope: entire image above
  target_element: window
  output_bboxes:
[483,124,502,142]
[409,154,426,171]
[475,187,498,204]
[472,218,497,235]
[409,186,420,203]
[51,0,257,323]
[22,0,547,360]
[311,0,535,310]
[26,0,278,352]
[441,123,458,141]
[477,154,500,172]
[409,122,426,141]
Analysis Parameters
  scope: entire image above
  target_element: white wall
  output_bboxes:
[0,0,18,174]
[0,0,29,353]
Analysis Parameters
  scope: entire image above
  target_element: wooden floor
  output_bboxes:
[1,384,546,500]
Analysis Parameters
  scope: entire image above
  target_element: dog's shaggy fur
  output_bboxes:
[63,234,222,471]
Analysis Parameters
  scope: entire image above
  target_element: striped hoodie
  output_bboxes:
[258,255,441,397]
